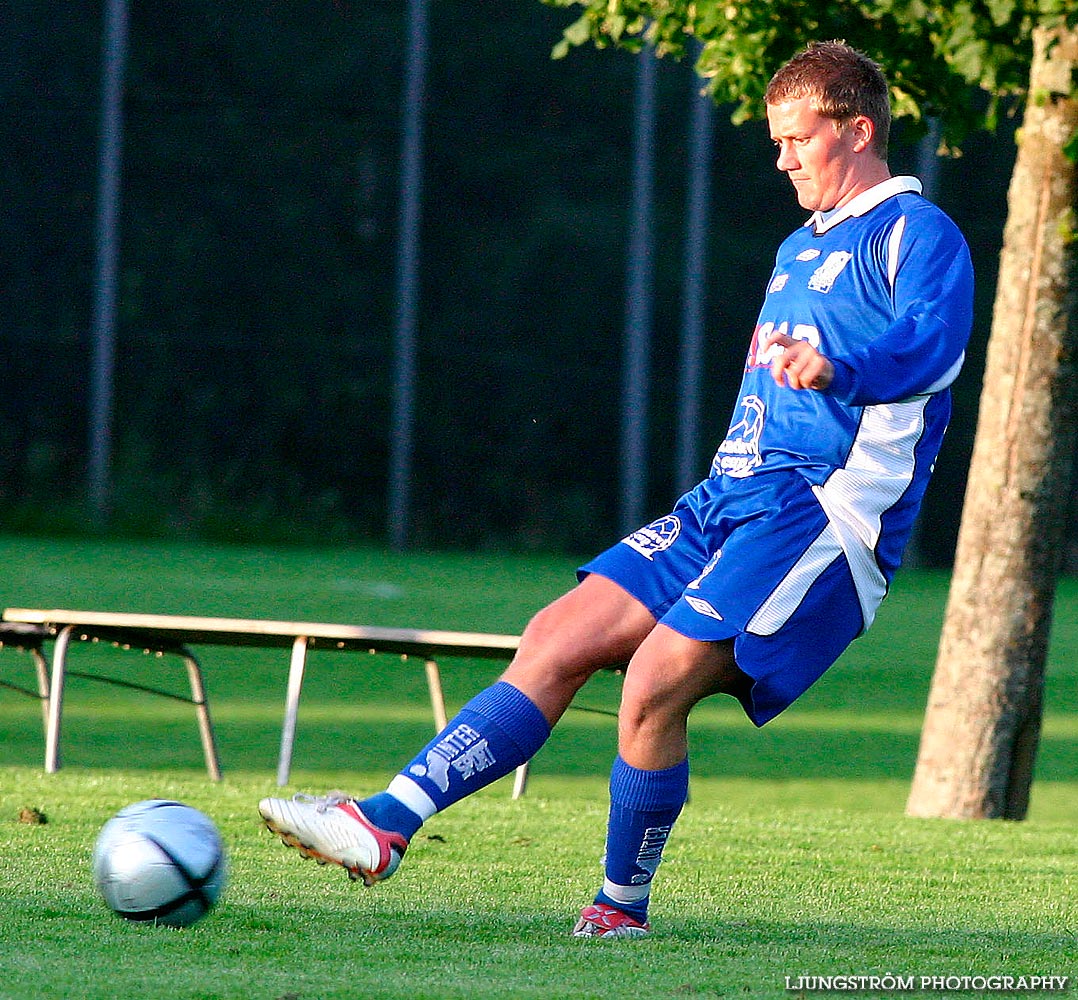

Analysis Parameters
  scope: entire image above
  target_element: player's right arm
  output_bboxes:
[821,210,974,406]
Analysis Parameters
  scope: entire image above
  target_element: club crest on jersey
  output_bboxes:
[808,250,852,293]
[623,515,681,560]
[712,394,764,479]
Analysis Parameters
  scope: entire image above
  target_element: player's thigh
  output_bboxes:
[502,573,657,696]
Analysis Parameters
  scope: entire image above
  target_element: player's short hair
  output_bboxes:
[765,41,891,158]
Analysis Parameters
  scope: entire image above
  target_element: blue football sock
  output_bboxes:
[359,681,550,838]
[357,790,425,841]
[594,755,689,924]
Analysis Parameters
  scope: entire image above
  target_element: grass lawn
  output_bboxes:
[0,536,1075,998]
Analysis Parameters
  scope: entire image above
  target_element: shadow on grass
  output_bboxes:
[6,704,1078,789]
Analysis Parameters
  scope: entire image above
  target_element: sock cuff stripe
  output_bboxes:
[602,878,652,904]
[387,774,438,821]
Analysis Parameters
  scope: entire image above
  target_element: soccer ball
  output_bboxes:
[92,799,227,928]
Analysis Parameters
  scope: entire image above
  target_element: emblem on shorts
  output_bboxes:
[623,515,681,560]
[685,595,723,620]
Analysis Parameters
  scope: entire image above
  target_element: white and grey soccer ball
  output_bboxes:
[92,799,227,928]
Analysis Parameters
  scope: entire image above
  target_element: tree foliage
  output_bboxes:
[545,0,1077,148]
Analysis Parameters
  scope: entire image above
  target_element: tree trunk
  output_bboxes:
[906,24,1078,820]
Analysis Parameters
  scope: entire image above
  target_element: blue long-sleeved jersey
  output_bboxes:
[710,176,974,624]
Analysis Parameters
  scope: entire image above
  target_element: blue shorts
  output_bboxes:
[579,471,866,726]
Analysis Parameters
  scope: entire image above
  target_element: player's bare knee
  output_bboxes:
[619,667,690,730]
[511,610,588,684]
[517,600,565,651]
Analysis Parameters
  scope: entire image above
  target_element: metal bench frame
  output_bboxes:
[2,609,525,795]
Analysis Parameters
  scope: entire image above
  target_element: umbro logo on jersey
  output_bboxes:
[685,595,723,620]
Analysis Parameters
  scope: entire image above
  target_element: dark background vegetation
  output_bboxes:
[2,2,1067,562]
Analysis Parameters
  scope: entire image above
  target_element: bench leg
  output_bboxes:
[277,635,309,786]
[179,647,222,782]
[31,647,50,737]
[511,762,529,800]
[423,659,448,731]
[44,626,73,773]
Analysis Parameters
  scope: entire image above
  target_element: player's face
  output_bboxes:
[766,97,873,213]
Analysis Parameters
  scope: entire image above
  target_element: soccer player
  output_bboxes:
[258,41,974,938]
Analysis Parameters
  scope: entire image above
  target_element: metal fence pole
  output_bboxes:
[387,0,430,551]
[675,65,715,495]
[87,0,129,527]
[619,45,658,537]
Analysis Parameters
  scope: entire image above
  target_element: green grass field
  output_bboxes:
[1,536,1075,999]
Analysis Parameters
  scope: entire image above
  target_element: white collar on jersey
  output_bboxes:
[807,175,923,235]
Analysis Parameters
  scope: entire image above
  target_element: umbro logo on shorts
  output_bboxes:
[684,595,723,621]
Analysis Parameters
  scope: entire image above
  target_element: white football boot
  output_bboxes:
[259,792,408,886]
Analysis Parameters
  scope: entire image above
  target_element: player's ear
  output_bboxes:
[850,115,875,153]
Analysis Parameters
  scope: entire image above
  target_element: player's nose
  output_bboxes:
[775,148,798,172]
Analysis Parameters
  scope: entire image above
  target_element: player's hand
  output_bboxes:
[764,331,834,391]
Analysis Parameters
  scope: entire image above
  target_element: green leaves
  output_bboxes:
[551,12,593,59]
[539,0,1065,151]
